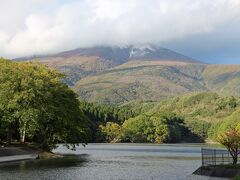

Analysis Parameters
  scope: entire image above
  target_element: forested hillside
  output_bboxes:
[93,92,240,143]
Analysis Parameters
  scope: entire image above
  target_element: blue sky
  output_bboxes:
[0,0,239,64]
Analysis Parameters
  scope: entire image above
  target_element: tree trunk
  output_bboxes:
[40,135,51,152]
[233,156,238,165]
[20,126,26,144]
[230,149,238,165]
[7,130,12,145]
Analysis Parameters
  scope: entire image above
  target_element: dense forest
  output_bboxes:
[0,58,239,149]
[87,92,240,143]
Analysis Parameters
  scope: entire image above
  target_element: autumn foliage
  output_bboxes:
[218,128,240,165]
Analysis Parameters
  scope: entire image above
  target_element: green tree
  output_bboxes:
[118,112,184,143]
[121,115,152,143]
[151,116,170,143]
[0,59,90,151]
[0,59,20,144]
[100,122,122,142]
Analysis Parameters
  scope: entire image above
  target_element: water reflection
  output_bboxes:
[0,144,204,180]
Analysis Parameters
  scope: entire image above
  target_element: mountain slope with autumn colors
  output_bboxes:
[15,45,240,104]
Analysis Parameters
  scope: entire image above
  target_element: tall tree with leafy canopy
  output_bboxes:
[0,58,90,151]
[0,59,20,143]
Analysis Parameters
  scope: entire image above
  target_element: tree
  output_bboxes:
[152,117,170,143]
[217,128,240,165]
[121,115,152,143]
[0,59,20,144]
[118,112,185,143]
[100,122,121,142]
[0,59,90,151]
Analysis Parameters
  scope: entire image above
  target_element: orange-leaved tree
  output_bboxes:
[217,127,240,165]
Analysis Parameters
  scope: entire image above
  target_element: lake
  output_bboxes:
[0,143,210,180]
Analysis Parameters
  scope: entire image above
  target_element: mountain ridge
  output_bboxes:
[13,45,240,105]
[14,45,203,64]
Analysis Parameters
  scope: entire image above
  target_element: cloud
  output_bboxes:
[0,0,240,62]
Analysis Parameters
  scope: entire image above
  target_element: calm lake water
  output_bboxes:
[0,143,212,180]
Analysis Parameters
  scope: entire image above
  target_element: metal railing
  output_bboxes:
[201,148,233,166]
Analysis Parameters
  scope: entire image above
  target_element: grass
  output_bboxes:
[216,164,240,169]
[232,176,240,180]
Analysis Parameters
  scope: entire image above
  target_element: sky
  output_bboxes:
[0,0,240,64]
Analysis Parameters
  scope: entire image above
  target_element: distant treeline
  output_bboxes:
[79,101,136,141]
[81,92,240,143]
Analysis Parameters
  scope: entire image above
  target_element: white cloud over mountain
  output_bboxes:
[0,0,240,63]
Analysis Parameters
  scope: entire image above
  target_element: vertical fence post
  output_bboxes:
[222,153,224,164]
[201,148,203,167]
[214,149,216,166]
[228,152,230,163]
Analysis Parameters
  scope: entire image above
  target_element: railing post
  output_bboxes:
[228,151,230,164]
[214,149,216,166]
[222,153,224,164]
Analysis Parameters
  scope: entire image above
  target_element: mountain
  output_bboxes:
[15,45,201,85]
[74,61,207,104]
[17,45,199,63]
[15,45,240,104]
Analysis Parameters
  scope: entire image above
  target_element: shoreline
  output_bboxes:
[0,142,220,162]
[0,142,223,165]
[0,154,38,163]
[0,144,64,164]
[0,145,38,163]
[192,165,240,179]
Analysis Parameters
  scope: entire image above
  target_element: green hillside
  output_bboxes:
[74,60,240,104]
[96,92,240,143]
[74,61,208,104]
[125,92,239,137]
[209,108,240,139]
[202,65,240,96]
